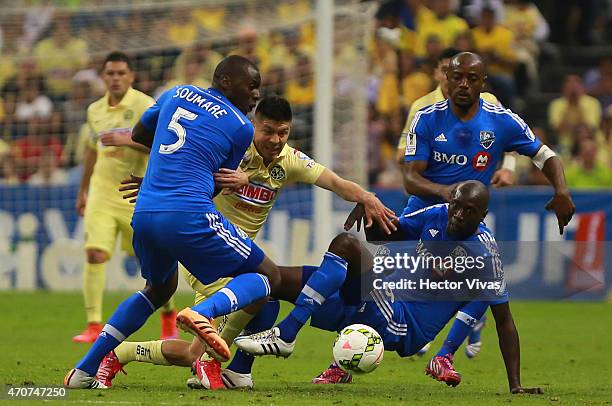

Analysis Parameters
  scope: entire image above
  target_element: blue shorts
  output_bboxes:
[132,211,265,286]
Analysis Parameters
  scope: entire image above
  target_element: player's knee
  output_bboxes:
[86,249,109,264]
[328,232,361,263]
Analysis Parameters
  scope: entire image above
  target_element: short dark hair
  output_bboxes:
[438,47,460,62]
[212,55,259,84]
[255,96,292,122]
[102,51,133,71]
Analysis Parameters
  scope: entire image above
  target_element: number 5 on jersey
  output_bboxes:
[159,107,198,154]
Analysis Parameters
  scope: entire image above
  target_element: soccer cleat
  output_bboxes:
[312,363,353,384]
[186,376,203,389]
[425,354,462,387]
[160,309,179,340]
[176,308,231,362]
[95,350,126,388]
[233,327,295,358]
[192,358,225,390]
[466,315,486,358]
[64,368,108,389]
[416,342,431,357]
[221,368,254,389]
[72,322,103,343]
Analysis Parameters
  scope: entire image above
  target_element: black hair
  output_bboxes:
[102,51,133,71]
[438,47,460,62]
[212,55,259,85]
[255,95,292,122]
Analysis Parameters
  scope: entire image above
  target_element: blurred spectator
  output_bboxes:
[27,149,68,186]
[229,27,270,73]
[285,53,314,108]
[192,6,226,33]
[569,124,610,167]
[549,0,598,45]
[399,52,432,111]
[33,12,88,100]
[452,31,473,52]
[471,6,517,108]
[166,7,198,48]
[14,76,53,125]
[73,54,106,97]
[584,58,612,111]
[565,136,612,188]
[459,0,504,26]
[548,74,602,156]
[23,0,54,48]
[268,30,294,70]
[502,0,549,95]
[12,116,63,181]
[414,0,468,57]
[370,35,399,115]
[261,64,286,98]
[156,50,210,98]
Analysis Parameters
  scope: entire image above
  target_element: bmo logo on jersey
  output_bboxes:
[433,151,468,165]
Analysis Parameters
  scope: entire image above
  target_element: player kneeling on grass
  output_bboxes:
[93,96,397,390]
[235,181,543,394]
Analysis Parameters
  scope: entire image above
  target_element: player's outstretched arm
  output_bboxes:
[490,302,543,395]
[315,168,397,234]
[534,151,576,234]
[402,161,457,202]
[344,203,404,242]
[76,145,97,216]
[132,121,155,149]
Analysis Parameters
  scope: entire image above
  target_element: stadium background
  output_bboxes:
[0,1,611,403]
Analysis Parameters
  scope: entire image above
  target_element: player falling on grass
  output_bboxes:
[73,51,177,343]
[64,56,396,389]
[235,181,543,394]
[94,95,397,390]
[398,51,574,384]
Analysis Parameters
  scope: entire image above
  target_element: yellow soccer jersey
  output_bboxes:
[397,87,500,151]
[87,87,154,209]
[214,143,326,238]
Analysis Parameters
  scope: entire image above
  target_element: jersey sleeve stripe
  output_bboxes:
[403,203,447,218]
[408,100,449,134]
[482,104,528,129]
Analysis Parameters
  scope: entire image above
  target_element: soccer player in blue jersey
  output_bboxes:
[64,55,397,390]
[399,52,575,366]
[235,181,542,394]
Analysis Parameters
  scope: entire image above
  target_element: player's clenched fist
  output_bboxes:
[76,191,87,216]
[545,189,575,234]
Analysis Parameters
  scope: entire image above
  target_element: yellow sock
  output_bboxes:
[220,309,256,347]
[114,341,171,366]
[83,262,106,323]
[161,296,175,313]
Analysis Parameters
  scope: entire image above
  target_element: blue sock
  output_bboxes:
[192,273,271,319]
[437,302,488,357]
[277,252,347,342]
[227,300,280,374]
[76,291,156,375]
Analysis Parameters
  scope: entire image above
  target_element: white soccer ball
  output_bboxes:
[332,324,384,374]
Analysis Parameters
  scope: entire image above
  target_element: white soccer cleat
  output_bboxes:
[186,376,204,389]
[465,341,482,358]
[221,368,254,389]
[64,368,108,389]
[233,327,295,358]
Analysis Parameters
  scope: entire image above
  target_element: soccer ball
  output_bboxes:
[333,324,384,374]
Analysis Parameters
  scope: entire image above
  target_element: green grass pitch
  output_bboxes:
[1,292,611,405]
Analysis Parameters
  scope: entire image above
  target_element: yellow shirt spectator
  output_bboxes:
[34,36,88,96]
[548,94,602,150]
[414,15,468,57]
[471,25,516,76]
[285,79,315,107]
[401,72,432,110]
[565,162,612,188]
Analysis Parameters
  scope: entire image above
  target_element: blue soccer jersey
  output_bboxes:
[403,99,542,208]
[135,85,254,213]
[310,204,508,357]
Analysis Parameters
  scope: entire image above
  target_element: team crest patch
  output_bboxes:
[479,131,495,149]
[269,165,286,180]
[124,110,134,120]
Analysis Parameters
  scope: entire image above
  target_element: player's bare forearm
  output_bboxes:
[540,156,575,233]
[79,146,97,195]
[540,156,568,194]
[402,162,454,201]
[491,303,521,391]
[132,121,155,149]
[127,141,151,153]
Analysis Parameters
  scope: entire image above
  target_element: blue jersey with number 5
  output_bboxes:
[135,86,253,213]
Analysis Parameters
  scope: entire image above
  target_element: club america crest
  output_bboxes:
[479,131,495,149]
[269,165,286,181]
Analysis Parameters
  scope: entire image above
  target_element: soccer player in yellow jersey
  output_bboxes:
[396,48,516,188]
[96,96,396,390]
[73,52,177,343]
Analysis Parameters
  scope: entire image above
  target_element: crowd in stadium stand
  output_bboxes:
[0,0,610,189]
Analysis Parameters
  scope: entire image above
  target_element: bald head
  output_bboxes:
[212,55,261,114]
[446,181,489,238]
[446,52,486,109]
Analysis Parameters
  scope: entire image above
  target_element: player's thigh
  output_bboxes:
[180,264,232,306]
[84,203,120,257]
[176,212,265,286]
[131,212,178,287]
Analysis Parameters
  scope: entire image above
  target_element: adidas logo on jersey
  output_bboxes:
[429,229,439,237]
[434,133,447,142]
